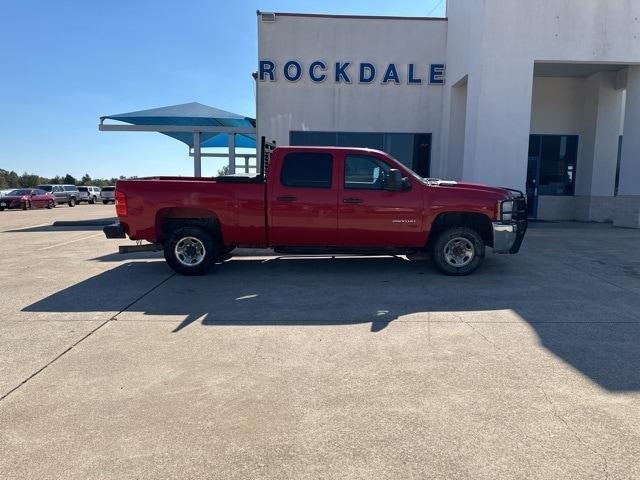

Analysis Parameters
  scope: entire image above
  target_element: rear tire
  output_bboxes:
[102,200,108,205]
[430,226,485,276]
[68,198,76,207]
[163,227,219,276]
[90,196,96,204]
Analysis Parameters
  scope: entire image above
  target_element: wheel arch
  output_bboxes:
[427,211,494,248]
[156,207,223,245]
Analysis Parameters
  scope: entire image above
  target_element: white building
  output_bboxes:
[256,1,640,226]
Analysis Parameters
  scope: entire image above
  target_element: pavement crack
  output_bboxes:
[0,318,112,403]
[111,273,176,320]
[0,273,176,403]
[452,311,609,477]
[538,385,609,479]
[452,312,498,349]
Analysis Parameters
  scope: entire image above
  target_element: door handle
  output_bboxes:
[343,197,363,204]
[276,195,297,202]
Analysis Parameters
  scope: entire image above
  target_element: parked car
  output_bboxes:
[37,184,79,207]
[0,188,56,211]
[77,186,101,204]
[104,145,527,276]
[100,186,116,204]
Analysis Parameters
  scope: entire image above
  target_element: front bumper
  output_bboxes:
[492,220,527,254]
[103,223,126,239]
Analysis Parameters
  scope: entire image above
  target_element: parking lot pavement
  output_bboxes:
[0,202,116,232]
[1,209,640,479]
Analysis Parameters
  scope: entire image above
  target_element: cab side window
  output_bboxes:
[280,152,333,188]
[344,155,390,190]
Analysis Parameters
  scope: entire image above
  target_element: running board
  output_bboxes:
[118,243,162,254]
[273,246,422,256]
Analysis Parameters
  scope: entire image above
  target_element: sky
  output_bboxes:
[0,0,446,179]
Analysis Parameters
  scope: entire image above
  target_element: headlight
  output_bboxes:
[500,200,514,221]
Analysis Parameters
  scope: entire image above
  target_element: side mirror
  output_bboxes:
[385,169,403,191]
[385,169,410,191]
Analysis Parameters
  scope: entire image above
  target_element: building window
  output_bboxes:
[290,131,431,177]
[344,155,391,190]
[280,152,333,188]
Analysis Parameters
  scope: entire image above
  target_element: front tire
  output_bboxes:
[430,226,485,276]
[163,227,219,276]
[47,200,54,209]
[102,200,108,205]
[68,197,76,207]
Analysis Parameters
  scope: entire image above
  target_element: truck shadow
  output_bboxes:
[4,217,117,233]
[22,255,640,392]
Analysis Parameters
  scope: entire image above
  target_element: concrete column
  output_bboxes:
[228,133,236,175]
[576,72,623,198]
[445,78,468,180]
[193,131,201,177]
[618,66,640,195]
[614,66,640,227]
[462,61,533,191]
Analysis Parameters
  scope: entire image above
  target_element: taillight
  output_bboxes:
[115,190,127,217]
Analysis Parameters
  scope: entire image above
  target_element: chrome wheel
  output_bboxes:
[174,236,206,267]
[443,237,475,267]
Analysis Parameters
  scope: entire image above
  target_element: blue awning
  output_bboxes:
[201,133,256,148]
[100,102,256,148]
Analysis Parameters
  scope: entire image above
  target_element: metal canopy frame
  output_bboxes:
[98,118,256,177]
[188,149,258,174]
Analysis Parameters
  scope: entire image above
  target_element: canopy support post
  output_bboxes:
[228,133,236,174]
[193,131,201,177]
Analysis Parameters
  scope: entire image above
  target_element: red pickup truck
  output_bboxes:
[104,143,527,276]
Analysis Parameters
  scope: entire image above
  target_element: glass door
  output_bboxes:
[526,135,578,219]
[526,135,541,217]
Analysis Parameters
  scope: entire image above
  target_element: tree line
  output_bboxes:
[0,169,126,190]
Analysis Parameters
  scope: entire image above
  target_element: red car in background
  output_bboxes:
[0,188,56,211]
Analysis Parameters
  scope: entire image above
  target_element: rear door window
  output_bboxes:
[280,152,333,188]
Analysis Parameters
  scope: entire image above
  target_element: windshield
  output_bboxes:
[37,185,53,192]
[8,189,32,196]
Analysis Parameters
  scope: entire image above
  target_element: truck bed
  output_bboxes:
[116,177,267,247]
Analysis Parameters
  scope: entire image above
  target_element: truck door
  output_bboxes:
[268,151,338,246]
[337,153,424,247]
